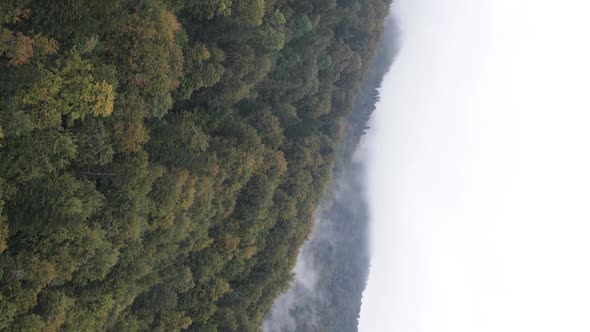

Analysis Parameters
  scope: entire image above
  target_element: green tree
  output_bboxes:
[291,14,313,38]
[148,112,209,170]
[234,0,265,26]
[258,25,285,51]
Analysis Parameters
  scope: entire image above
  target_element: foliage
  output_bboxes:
[265,19,400,332]
[0,0,391,330]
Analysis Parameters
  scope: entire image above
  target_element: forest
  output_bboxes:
[264,18,398,332]
[0,0,391,330]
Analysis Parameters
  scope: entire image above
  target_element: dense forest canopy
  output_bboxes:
[264,18,399,332]
[0,0,391,330]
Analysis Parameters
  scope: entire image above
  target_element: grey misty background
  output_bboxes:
[263,17,400,332]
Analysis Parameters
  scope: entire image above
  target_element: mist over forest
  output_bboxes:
[0,0,393,330]
[264,18,399,332]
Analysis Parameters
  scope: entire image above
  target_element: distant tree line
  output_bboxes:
[264,18,399,332]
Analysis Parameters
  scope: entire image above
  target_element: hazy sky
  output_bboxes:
[359,1,590,331]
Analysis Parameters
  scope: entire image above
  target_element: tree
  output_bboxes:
[72,118,114,167]
[0,293,17,330]
[291,14,313,38]
[250,110,284,149]
[37,289,74,331]
[234,0,265,26]
[0,130,76,183]
[258,25,285,51]
[178,43,225,99]
[1,32,33,65]
[16,52,114,128]
[105,0,183,118]
[182,0,233,19]
[148,112,209,170]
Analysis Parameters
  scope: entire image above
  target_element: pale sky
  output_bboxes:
[359,1,590,331]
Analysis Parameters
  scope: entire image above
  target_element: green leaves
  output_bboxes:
[291,14,313,38]
[0,293,17,330]
[234,0,265,27]
[258,25,285,51]
[16,52,115,128]
[0,130,76,183]
[148,112,209,170]
[0,0,391,330]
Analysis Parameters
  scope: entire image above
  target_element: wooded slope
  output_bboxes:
[0,0,390,330]
[264,19,399,332]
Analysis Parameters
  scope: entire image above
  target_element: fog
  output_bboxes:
[263,20,400,332]
[263,160,372,332]
[360,0,590,331]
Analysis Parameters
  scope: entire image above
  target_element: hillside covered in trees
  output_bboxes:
[0,0,391,330]
[264,18,399,332]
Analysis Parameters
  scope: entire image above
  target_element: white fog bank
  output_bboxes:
[360,1,590,331]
